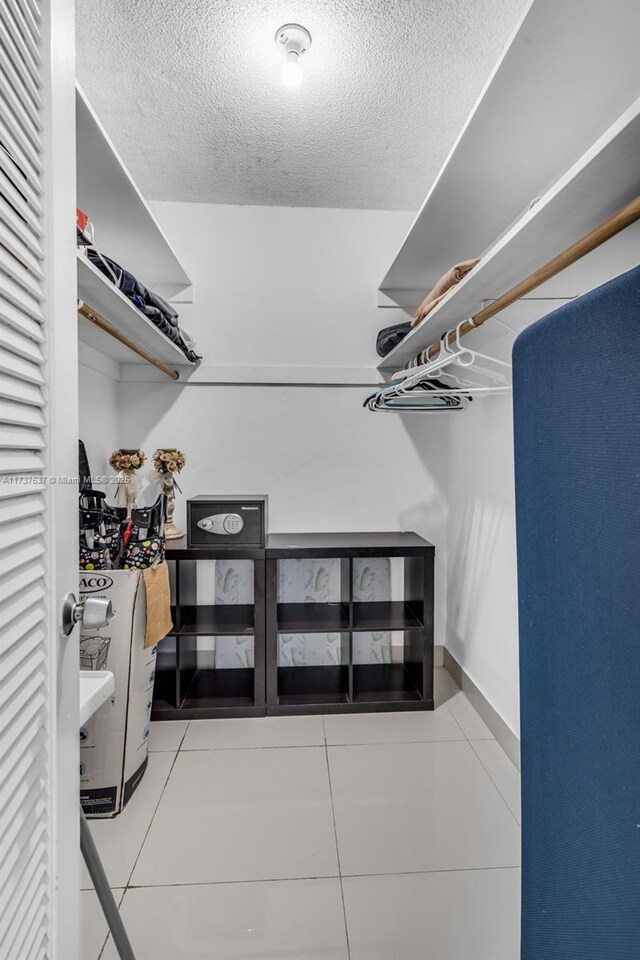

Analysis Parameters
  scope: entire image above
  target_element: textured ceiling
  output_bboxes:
[76,0,529,209]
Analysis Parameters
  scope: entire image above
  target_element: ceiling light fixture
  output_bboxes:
[275,23,311,89]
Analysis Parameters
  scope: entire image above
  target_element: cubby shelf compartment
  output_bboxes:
[266,533,434,716]
[352,601,423,632]
[353,664,423,703]
[152,539,265,720]
[179,604,254,636]
[277,666,350,707]
[275,600,423,633]
[277,602,349,633]
[181,668,255,711]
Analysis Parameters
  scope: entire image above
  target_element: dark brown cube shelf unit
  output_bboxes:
[265,533,435,715]
[152,539,266,720]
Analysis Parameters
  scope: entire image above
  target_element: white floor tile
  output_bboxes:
[472,739,521,824]
[131,747,338,885]
[324,708,465,745]
[81,751,175,889]
[329,741,520,875]
[445,690,495,739]
[148,719,189,752]
[343,869,521,960]
[183,715,325,750]
[102,879,348,960]
[80,888,124,960]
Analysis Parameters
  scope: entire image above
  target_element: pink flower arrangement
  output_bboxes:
[109,448,145,472]
[153,448,186,475]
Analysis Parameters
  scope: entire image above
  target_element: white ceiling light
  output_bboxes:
[275,23,311,89]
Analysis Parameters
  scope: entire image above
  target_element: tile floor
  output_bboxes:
[82,668,521,960]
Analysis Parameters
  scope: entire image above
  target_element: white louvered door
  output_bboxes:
[0,1,79,958]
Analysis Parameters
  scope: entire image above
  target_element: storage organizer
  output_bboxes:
[152,539,266,719]
[265,533,434,714]
[152,532,434,718]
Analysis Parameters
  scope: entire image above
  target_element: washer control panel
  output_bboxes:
[196,513,244,536]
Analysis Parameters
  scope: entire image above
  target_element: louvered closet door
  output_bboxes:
[0,2,79,958]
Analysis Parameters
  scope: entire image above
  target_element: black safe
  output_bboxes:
[187,495,268,548]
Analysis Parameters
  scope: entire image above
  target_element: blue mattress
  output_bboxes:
[513,264,640,960]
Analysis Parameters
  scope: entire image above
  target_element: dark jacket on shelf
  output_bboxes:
[376,321,412,358]
[85,247,198,360]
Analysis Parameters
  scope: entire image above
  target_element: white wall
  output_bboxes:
[420,310,524,736]
[78,343,121,479]
[444,390,520,732]
[149,203,412,367]
[111,203,450,645]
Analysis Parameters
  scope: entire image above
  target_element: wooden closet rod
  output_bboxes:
[422,194,640,361]
[78,301,180,380]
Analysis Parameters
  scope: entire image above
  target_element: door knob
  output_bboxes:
[61,592,114,636]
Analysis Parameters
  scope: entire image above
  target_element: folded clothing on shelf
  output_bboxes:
[374,258,480,360]
[83,246,200,362]
[140,303,180,342]
[175,326,202,363]
[411,257,480,327]
[146,289,179,325]
[376,320,412,358]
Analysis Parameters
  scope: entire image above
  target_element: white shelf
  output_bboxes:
[76,84,191,300]
[379,0,640,305]
[77,253,193,368]
[379,96,640,371]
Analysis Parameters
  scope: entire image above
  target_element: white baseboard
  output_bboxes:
[443,649,520,769]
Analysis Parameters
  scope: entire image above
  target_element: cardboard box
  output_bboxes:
[79,568,160,818]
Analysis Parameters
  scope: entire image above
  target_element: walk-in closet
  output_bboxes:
[1,1,639,958]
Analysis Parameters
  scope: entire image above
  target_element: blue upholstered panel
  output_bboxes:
[513,265,640,960]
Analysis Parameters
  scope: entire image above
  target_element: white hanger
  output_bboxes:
[369,318,512,414]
